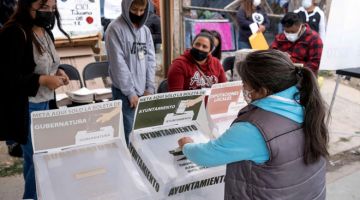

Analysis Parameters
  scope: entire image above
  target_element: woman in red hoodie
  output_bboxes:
[167,31,227,91]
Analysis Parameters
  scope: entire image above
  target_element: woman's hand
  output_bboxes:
[143,91,152,96]
[39,75,65,90]
[178,137,194,149]
[258,25,266,33]
[129,95,139,108]
[56,69,69,85]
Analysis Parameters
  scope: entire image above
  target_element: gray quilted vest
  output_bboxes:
[224,105,326,200]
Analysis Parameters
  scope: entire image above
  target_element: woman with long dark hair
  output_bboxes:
[0,0,70,199]
[178,49,328,199]
[0,0,17,27]
[200,29,222,60]
[236,0,269,49]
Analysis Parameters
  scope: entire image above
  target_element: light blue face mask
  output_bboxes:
[243,89,254,104]
[302,0,313,9]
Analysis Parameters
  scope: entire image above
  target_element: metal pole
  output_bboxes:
[326,75,341,125]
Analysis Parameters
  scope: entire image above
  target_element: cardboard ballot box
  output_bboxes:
[130,90,226,199]
[207,81,247,137]
[31,101,153,200]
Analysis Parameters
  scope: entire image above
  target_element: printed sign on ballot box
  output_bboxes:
[207,81,247,137]
[133,90,205,130]
[31,101,124,152]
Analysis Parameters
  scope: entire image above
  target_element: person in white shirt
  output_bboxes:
[294,0,326,39]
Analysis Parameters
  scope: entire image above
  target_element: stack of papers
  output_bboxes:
[55,80,82,107]
[92,88,112,101]
[66,87,94,103]
[86,78,112,101]
[55,93,72,107]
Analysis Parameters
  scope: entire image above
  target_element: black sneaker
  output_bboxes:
[7,143,23,158]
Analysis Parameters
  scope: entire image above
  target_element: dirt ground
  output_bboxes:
[327,146,360,172]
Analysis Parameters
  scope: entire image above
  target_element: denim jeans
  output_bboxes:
[238,40,251,50]
[21,101,49,200]
[112,86,135,145]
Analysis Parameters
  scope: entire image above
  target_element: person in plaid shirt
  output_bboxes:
[271,12,323,75]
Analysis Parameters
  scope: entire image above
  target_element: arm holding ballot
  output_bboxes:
[55,68,70,85]
[178,122,269,167]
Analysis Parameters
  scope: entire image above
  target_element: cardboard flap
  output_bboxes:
[31,101,124,153]
[207,81,247,137]
[133,90,206,131]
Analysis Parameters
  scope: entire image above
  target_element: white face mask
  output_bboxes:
[302,0,313,9]
[243,89,254,104]
[253,0,261,7]
[284,25,302,42]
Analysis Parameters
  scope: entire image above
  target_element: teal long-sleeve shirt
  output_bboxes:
[183,122,269,167]
[182,86,304,167]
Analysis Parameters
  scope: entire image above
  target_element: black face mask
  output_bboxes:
[129,12,143,24]
[190,47,209,62]
[34,10,55,29]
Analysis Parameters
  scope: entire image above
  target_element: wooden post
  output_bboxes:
[160,0,174,77]
[173,0,183,58]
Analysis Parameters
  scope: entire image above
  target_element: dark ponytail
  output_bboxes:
[238,49,329,164]
[297,67,329,164]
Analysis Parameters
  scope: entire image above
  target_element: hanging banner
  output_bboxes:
[184,18,237,51]
[319,0,360,70]
[53,0,102,38]
[104,0,122,19]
